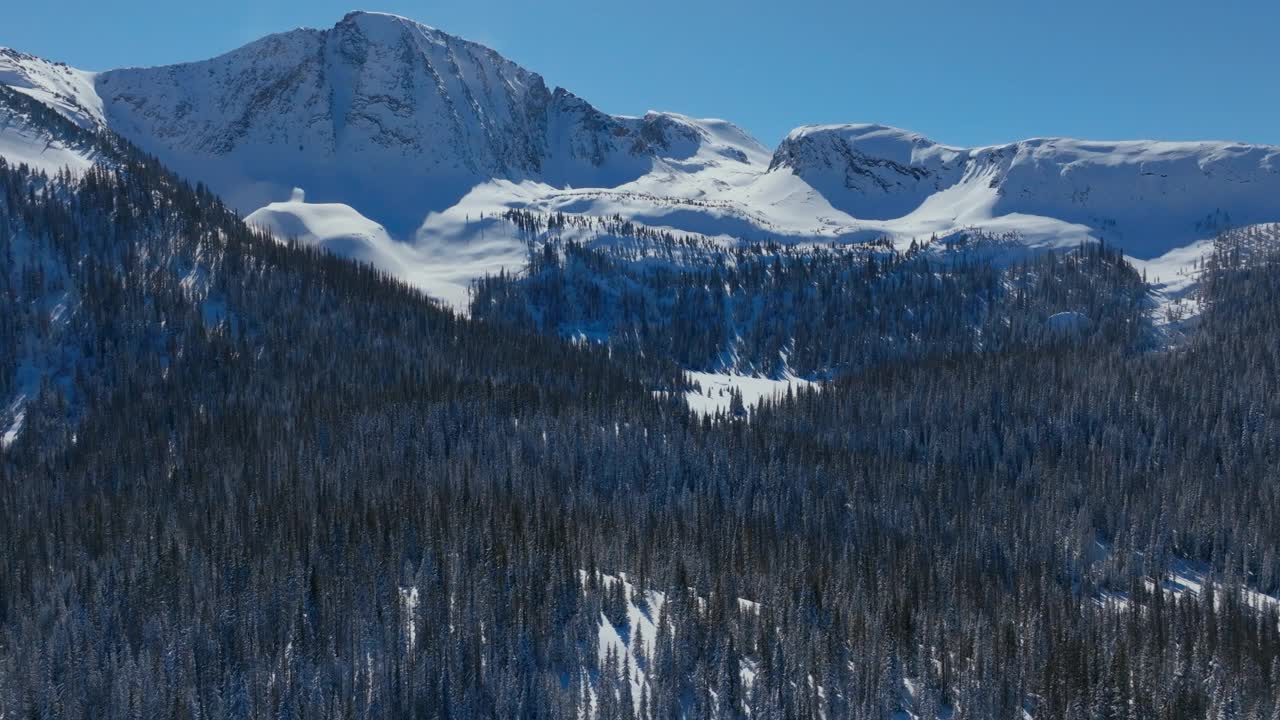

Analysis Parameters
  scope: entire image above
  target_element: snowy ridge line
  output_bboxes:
[1,12,1279,316]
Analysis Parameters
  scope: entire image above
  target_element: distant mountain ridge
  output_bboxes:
[771,123,1280,255]
[2,11,1279,306]
[91,11,767,235]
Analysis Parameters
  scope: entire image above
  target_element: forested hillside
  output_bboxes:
[2,83,1280,720]
[472,210,1152,377]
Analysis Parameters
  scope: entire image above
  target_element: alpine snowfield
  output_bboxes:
[3,11,1279,318]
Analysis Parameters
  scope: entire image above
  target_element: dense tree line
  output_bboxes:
[472,223,1151,377]
[1,86,1279,718]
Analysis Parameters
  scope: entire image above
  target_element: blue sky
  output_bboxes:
[4,0,1276,148]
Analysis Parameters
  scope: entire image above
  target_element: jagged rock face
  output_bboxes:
[544,88,643,178]
[96,12,556,171]
[93,12,569,229]
[85,12,736,233]
[768,124,967,220]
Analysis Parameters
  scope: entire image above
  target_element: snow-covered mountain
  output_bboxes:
[0,82,97,176]
[3,11,1279,307]
[769,123,1279,254]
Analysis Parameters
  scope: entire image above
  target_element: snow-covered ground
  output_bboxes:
[1155,560,1280,614]
[1128,223,1280,329]
[1127,239,1216,326]
[0,116,94,177]
[4,12,1279,318]
[585,572,761,717]
[684,371,818,417]
[0,48,102,128]
[1091,539,1280,616]
[3,12,1279,430]
[246,188,533,308]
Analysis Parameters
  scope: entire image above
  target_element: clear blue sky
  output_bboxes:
[4,0,1276,148]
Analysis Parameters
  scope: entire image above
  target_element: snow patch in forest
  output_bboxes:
[1129,223,1280,331]
[587,571,761,717]
[1153,560,1280,613]
[1096,553,1280,616]
[684,370,817,417]
[1,401,24,448]
[399,586,420,651]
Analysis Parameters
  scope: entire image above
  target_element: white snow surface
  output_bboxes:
[246,187,531,307]
[684,371,817,417]
[1127,222,1280,327]
[0,48,102,128]
[0,111,94,177]
[0,53,99,177]
[587,572,761,717]
[246,190,400,273]
[3,12,1280,314]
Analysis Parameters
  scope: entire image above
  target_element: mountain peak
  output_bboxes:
[335,10,439,40]
[5,12,1280,301]
[770,123,961,181]
[339,9,415,23]
[787,123,935,143]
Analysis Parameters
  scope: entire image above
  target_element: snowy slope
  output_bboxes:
[1130,222,1280,327]
[0,52,103,177]
[84,12,769,238]
[3,12,1279,312]
[246,188,401,270]
[769,124,1280,255]
[245,188,530,307]
[0,48,103,128]
[0,97,96,177]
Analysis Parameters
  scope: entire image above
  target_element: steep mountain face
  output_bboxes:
[0,80,100,176]
[771,124,1280,257]
[0,48,102,128]
[88,12,761,236]
[3,11,1280,308]
[768,124,969,221]
[95,11,551,233]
